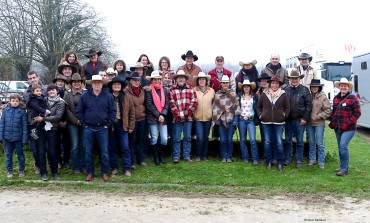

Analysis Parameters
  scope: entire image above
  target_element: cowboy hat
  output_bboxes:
[298,53,312,62]
[52,74,67,84]
[258,73,271,81]
[215,55,224,61]
[238,79,256,90]
[239,60,257,67]
[220,75,230,83]
[106,67,118,75]
[172,70,190,80]
[84,49,102,58]
[85,75,109,84]
[68,73,84,84]
[181,50,198,61]
[288,69,305,79]
[145,70,163,80]
[268,76,283,85]
[126,71,142,81]
[308,79,324,87]
[193,72,211,82]
[107,77,125,89]
[335,77,353,89]
[57,61,77,74]
[130,62,147,72]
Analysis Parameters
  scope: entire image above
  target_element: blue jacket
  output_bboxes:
[76,89,116,129]
[0,105,28,144]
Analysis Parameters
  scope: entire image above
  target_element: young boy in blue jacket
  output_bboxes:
[0,94,28,178]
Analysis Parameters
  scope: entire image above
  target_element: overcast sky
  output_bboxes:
[86,0,369,68]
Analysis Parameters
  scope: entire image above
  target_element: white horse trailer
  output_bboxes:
[351,52,370,128]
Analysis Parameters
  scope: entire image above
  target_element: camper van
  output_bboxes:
[351,52,370,128]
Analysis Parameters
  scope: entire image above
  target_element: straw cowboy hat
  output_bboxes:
[220,75,230,83]
[239,60,257,67]
[298,53,313,62]
[57,61,77,74]
[258,73,272,81]
[288,69,305,79]
[52,74,67,84]
[130,62,147,72]
[68,73,84,84]
[335,77,353,89]
[268,76,284,85]
[84,49,102,58]
[106,67,118,75]
[181,50,198,61]
[172,70,190,80]
[85,75,109,84]
[238,79,256,90]
[145,70,163,80]
[193,72,211,82]
[125,71,142,81]
[107,77,125,89]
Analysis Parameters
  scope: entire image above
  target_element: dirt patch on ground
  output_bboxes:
[1,190,369,222]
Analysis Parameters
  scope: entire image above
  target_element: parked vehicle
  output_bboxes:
[0,81,29,92]
[0,82,23,104]
[351,52,370,128]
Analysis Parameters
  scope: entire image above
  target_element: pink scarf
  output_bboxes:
[151,83,165,113]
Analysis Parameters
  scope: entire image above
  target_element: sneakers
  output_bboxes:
[53,173,61,180]
[35,166,40,174]
[185,159,193,163]
[139,162,147,166]
[173,158,179,163]
[308,161,316,166]
[111,169,118,175]
[195,157,201,162]
[30,129,39,140]
[41,174,48,181]
[226,158,232,163]
[7,171,13,179]
[19,170,25,177]
[221,158,226,163]
[296,163,303,168]
[130,165,137,170]
[253,160,259,166]
[124,170,131,177]
[318,164,325,169]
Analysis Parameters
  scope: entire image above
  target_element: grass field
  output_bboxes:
[0,124,369,198]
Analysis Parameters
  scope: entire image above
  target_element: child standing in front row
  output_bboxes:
[0,94,28,178]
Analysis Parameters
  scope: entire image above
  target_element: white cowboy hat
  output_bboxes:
[106,67,118,75]
[220,75,230,83]
[85,75,109,84]
[193,72,211,82]
[238,79,256,90]
[335,77,353,89]
[172,70,190,80]
[145,70,163,80]
[239,60,257,67]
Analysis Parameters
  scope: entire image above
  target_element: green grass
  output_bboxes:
[0,124,369,198]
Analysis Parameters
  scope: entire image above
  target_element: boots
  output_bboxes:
[151,145,160,166]
[158,145,166,164]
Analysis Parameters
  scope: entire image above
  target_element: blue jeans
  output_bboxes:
[28,125,41,168]
[218,123,235,160]
[284,119,305,163]
[110,120,131,171]
[38,129,59,175]
[129,120,146,164]
[84,127,110,175]
[69,124,85,172]
[335,130,355,171]
[172,121,192,159]
[5,140,25,171]
[238,119,258,161]
[263,124,284,165]
[149,124,168,145]
[195,121,211,159]
[307,125,326,164]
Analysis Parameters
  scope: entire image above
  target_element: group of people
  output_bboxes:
[0,49,362,181]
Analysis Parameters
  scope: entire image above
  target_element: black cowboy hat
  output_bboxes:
[107,77,125,89]
[181,50,198,61]
[84,49,102,58]
[308,79,324,87]
[126,71,142,81]
[258,73,271,80]
[298,53,312,62]
[52,74,68,84]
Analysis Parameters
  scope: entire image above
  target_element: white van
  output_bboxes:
[0,81,29,92]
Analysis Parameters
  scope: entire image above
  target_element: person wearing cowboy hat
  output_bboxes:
[306,79,332,169]
[259,53,289,88]
[105,68,118,81]
[235,59,259,94]
[284,69,312,168]
[193,72,215,161]
[237,79,259,165]
[169,70,198,163]
[329,77,361,176]
[295,53,319,87]
[257,76,290,171]
[123,71,147,169]
[130,62,150,87]
[81,49,108,83]
[57,61,78,80]
[143,71,170,166]
[53,74,68,98]
[76,74,116,182]
[106,77,135,176]
[208,55,236,93]
[212,75,239,163]
[176,50,202,87]
[63,73,87,174]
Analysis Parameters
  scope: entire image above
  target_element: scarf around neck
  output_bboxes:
[131,85,141,97]
[150,83,165,113]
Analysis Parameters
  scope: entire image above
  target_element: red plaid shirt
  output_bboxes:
[330,92,361,132]
[168,84,198,122]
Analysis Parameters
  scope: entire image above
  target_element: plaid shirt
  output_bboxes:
[330,92,361,132]
[168,84,198,122]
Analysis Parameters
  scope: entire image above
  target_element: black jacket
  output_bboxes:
[284,84,312,121]
[144,87,169,125]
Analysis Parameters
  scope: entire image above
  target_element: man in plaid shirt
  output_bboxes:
[169,70,198,163]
